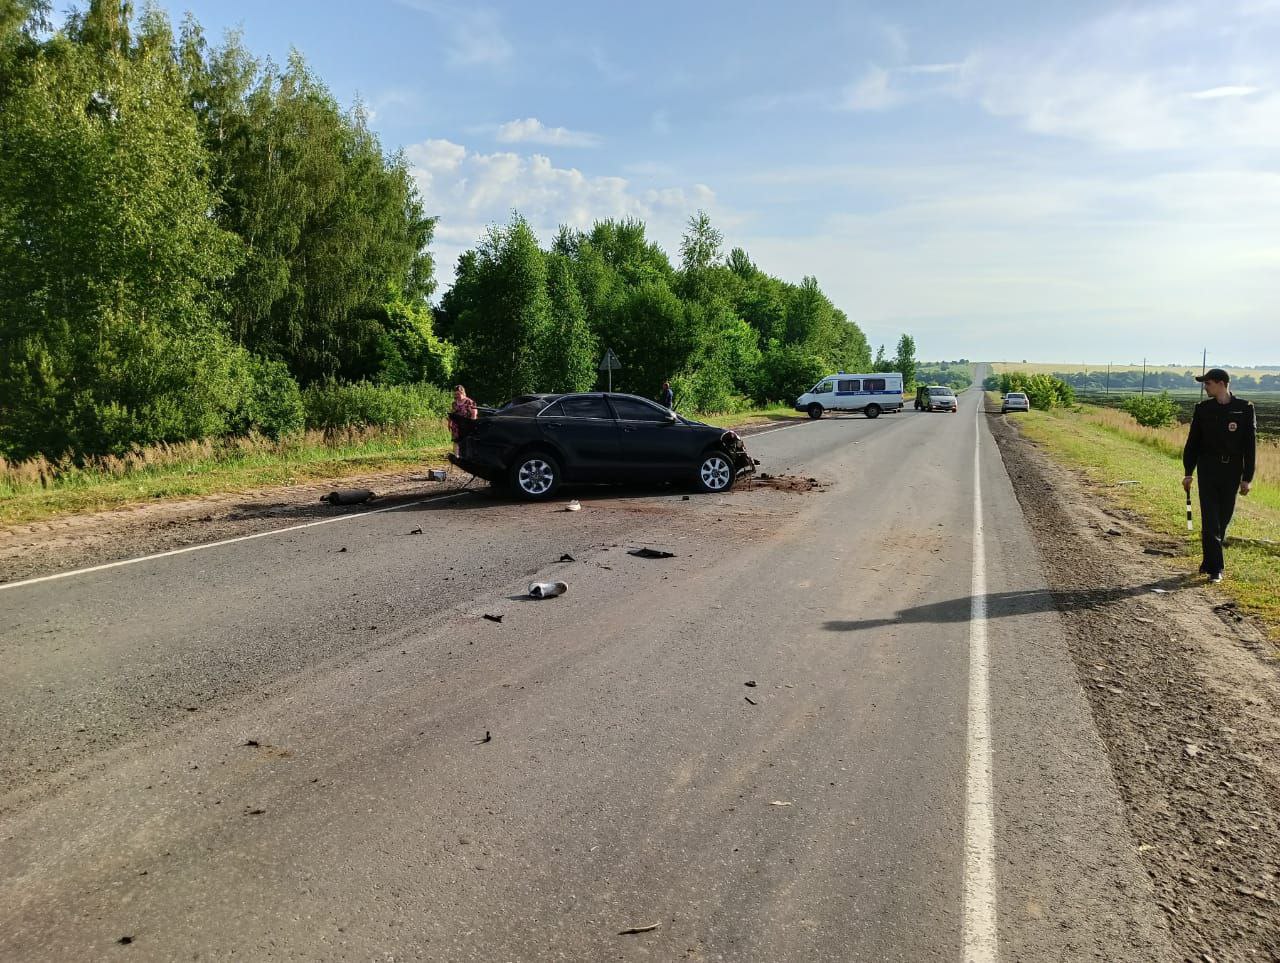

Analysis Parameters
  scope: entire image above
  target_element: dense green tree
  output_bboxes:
[894,333,917,390]
[540,254,597,392]
[447,215,550,404]
[0,1,247,457]
[179,35,436,384]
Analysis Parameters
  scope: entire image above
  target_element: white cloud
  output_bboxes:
[842,65,901,111]
[1189,84,1261,99]
[960,2,1280,150]
[902,62,964,75]
[394,0,512,66]
[495,117,602,148]
[405,139,723,286]
[733,163,1280,362]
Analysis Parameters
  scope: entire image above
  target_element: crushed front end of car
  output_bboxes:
[720,430,759,479]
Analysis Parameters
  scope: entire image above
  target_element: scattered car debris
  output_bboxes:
[1104,528,1123,536]
[426,469,447,482]
[477,731,492,745]
[565,500,581,512]
[117,936,134,945]
[768,800,793,807]
[320,489,375,506]
[245,808,265,816]
[409,527,423,535]
[628,548,676,559]
[243,739,260,748]
[483,614,503,623]
[618,923,660,935]
[558,554,575,562]
[1184,744,1201,758]
[337,547,347,553]
[1142,547,1175,557]
[744,696,758,706]
[528,581,568,599]
[744,681,757,687]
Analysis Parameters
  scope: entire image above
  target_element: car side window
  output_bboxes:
[816,381,834,394]
[558,396,612,419]
[609,397,669,422]
[865,378,886,392]
[540,401,565,418]
[838,379,861,392]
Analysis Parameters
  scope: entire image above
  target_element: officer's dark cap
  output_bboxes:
[1195,367,1230,383]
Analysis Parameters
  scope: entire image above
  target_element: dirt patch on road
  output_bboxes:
[990,412,1280,962]
[743,473,829,494]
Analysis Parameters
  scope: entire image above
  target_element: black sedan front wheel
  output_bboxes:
[694,450,736,494]
[509,451,562,500]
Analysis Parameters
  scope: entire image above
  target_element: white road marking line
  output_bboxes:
[0,491,468,592]
[964,397,999,961]
[740,419,809,437]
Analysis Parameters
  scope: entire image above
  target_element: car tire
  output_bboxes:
[807,403,823,420]
[694,450,736,494]
[864,404,881,419]
[509,450,561,500]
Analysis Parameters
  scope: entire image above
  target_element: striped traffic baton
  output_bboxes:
[1186,488,1193,531]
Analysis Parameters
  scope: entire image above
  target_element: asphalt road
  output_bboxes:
[0,389,1173,961]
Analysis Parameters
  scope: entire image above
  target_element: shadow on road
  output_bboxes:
[823,574,1196,631]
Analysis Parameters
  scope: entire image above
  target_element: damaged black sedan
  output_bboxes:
[448,392,756,500]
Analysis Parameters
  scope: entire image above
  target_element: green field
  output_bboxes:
[1077,390,1280,438]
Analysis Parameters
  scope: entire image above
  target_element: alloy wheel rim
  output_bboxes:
[518,459,554,494]
[701,456,731,490]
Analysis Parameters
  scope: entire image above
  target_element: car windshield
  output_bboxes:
[1008,393,1027,399]
[930,387,954,396]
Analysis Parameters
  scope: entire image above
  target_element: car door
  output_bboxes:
[608,395,687,477]
[536,396,622,480]
[836,378,862,411]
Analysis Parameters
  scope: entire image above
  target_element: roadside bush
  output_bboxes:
[999,372,1074,409]
[237,357,305,438]
[302,381,451,430]
[1122,391,1179,428]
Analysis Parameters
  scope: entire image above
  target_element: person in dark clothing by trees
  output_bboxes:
[658,381,675,409]
[1182,368,1256,582]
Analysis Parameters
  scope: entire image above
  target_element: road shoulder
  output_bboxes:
[989,408,1280,960]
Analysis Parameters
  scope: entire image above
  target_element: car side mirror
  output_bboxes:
[664,412,678,424]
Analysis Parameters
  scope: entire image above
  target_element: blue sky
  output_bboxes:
[140,1,1279,364]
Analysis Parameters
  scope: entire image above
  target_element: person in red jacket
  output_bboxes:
[1182,368,1256,582]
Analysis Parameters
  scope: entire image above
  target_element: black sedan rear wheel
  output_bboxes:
[509,451,561,500]
[694,450,736,493]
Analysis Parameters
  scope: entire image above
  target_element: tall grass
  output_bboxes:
[0,420,452,504]
[1077,404,1278,486]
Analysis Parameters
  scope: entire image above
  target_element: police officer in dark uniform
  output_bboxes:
[1182,368,1256,583]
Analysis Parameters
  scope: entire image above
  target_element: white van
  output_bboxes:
[795,372,904,420]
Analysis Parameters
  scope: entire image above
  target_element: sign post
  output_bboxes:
[598,347,622,392]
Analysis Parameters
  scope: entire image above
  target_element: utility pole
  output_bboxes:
[1141,358,1147,396]
[1201,348,1207,397]
[1106,363,1111,395]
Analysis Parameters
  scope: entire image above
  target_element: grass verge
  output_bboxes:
[1006,401,1280,640]
[0,405,807,527]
